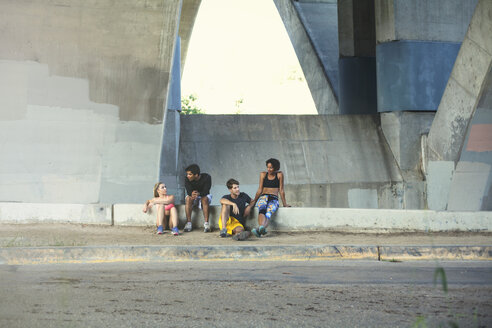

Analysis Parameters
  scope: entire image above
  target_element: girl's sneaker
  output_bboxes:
[251,227,260,238]
[172,227,179,236]
[259,226,267,236]
[157,225,164,235]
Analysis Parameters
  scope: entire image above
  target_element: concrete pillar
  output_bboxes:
[426,0,492,211]
[337,0,377,114]
[375,0,478,209]
[179,0,202,74]
[160,35,182,202]
[375,0,477,113]
[273,0,339,114]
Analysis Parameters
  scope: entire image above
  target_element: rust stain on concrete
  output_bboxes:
[466,124,492,152]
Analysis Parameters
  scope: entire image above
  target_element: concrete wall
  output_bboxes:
[173,114,405,208]
[0,0,182,203]
[426,0,492,211]
[380,112,435,209]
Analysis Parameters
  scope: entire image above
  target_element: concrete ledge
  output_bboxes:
[379,246,492,261]
[114,204,492,232]
[1,203,491,232]
[0,203,112,224]
[0,245,489,265]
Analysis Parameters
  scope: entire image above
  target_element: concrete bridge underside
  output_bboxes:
[0,0,491,211]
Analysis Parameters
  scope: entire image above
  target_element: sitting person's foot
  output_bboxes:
[251,227,260,238]
[184,222,192,232]
[172,227,179,236]
[203,221,211,233]
[219,228,228,238]
[232,231,250,241]
[156,225,164,235]
[259,225,267,236]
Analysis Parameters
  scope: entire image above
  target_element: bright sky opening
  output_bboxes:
[181,0,318,115]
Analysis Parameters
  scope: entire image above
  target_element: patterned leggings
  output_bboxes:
[257,194,279,220]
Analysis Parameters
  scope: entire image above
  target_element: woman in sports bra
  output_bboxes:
[251,158,290,237]
[142,182,179,235]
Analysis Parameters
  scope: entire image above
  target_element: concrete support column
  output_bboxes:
[375,0,477,113]
[337,0,377,115]
[274,0,339,114]
[375,0,478,209]
[426,0,492,210]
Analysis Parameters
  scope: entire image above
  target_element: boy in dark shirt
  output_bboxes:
[219,178,253,241]
[184,164,212,232]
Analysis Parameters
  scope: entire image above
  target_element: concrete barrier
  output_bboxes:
[1,202,491,232]
[113,204,492,232]
[0,203,112,224]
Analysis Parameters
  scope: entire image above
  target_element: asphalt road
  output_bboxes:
[0,260,491,327]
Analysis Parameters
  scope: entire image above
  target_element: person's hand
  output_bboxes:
[191,190,199,200]
[142,204,148,213]
[232,204,239,215]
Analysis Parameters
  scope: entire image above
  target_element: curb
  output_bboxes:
[0,245,490,265]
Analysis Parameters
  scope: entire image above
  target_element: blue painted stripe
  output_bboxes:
[376,40,460,112]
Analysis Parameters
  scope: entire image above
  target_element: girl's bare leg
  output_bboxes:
[169,207,178,228]
[258,213,265,226]
[156,205,165,227]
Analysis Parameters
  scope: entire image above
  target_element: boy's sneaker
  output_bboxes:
[232,231,250,241]
[251,228,260,238]
[219,228,228,238]
[184,222,192,232]
[157,225,164,235]
[259,225,267,236]
[204,222,211,233]
[172,227,179,236]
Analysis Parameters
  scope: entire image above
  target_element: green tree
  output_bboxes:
[181,94,205,115]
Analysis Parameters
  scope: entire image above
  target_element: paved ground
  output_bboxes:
[0,223,491,264]
[0,260,491,328]
[1,223,491,247]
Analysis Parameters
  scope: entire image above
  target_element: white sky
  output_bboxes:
[181,0,317,115]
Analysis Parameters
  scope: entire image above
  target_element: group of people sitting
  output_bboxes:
[142,158,290,241]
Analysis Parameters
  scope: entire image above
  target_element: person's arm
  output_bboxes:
[220,197,239,215]
[278,172,290,207]
[142,199,151,213]
[251,172,266,206]
[151,195,174,205]
[200,174,212,196]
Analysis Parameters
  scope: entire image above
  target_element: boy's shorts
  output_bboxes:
[187,194,212,209]
[218,216,244,235]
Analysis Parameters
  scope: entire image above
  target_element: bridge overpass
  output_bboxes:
[0,0,490,211]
